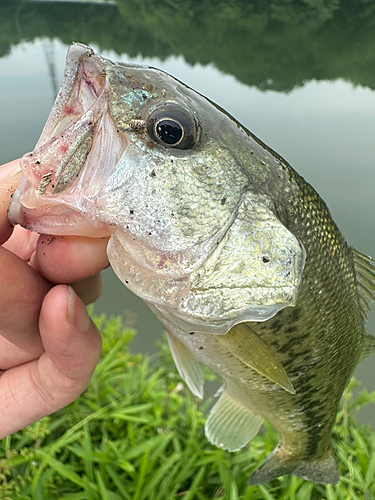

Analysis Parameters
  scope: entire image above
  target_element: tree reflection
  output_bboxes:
[1,0,375,91]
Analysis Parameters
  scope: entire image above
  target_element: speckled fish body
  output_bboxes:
[5,44,375,484]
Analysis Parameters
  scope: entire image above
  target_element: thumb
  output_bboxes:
[0,285,102,438]
[36,285,103,408]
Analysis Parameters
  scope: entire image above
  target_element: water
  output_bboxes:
[0,0,374,423]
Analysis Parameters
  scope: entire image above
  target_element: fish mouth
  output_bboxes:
[8,43,126,236]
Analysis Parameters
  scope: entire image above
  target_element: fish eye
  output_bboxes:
[147,103,198,149]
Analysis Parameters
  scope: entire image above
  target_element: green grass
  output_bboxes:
[1,312,375,499]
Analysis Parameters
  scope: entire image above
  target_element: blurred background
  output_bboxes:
[0,0,374,421]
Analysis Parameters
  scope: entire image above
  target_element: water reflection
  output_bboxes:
[0,1,374,422]
[2,0,375,91]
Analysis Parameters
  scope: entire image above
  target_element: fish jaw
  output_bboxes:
[8,43,125,237]
[35,43,110,150]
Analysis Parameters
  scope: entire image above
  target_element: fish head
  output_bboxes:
[8,43,305,335]
[9,43,247,259]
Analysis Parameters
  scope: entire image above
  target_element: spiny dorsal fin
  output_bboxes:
[205,382,264,452]
[352,248,375,322]
[220,323,295,394]
[360,333,375,362]
[166,331,204,399]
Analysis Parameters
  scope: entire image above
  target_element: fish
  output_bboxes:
[3,43,375,485]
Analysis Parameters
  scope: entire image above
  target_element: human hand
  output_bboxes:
[0,159,109,438]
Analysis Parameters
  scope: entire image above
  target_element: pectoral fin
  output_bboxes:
[166,331,204,398]
[205,382,264,452]
[221,323,295,394]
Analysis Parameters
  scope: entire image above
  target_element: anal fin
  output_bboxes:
[166,331,204,398]
[248,443,339,485]
[205,383,263,452]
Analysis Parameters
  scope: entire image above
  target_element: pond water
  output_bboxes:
[0,0,374,423]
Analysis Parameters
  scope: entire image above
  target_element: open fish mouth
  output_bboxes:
[8,44,126,236]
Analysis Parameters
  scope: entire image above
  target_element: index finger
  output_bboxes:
[0,159,22,245]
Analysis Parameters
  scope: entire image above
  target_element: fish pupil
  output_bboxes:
[156,119,183,145]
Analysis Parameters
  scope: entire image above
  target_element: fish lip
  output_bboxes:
[8,175,111,237]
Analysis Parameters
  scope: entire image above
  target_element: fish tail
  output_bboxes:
[248,443,339,485]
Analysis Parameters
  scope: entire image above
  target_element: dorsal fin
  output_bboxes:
[352,248,375,322]
[360,333,375,362]
[165,331,204,399]
[220,323,295,394]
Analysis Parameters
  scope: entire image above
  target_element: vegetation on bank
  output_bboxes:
[0,312,374,499]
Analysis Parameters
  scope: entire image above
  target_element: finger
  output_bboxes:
[70,273,103,305]
[0,158,22,185]
[0,247,51,368]
[0,285,102,438]
[31,234,110,284]
[2,225,39,261]
[0,159,22,245]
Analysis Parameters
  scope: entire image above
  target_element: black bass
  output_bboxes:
[3,44,375,485]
